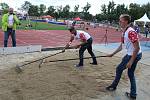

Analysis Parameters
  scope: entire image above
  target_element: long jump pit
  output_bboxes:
[0,49,142,100]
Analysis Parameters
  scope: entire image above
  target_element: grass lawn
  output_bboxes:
[0,19,67,30]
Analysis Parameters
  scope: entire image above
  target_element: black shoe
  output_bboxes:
[125,92,136,100]
[90,62,98,65]
[106,86,116,91]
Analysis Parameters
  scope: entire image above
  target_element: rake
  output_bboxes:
[15,50,64,73]
[43,55,107,63]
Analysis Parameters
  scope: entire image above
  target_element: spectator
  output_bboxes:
[2,8,20,47]
[144,25,149,38]
[134,24,140,34]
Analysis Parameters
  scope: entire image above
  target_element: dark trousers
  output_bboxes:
[146,32,148,38]
[79,38,97,66]
[4,28,16,47]
[111,53,142,97]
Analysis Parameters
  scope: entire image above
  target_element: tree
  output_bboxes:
[82,2,91,13]
[107,1,116,22]
[69,11,75,18]
[95,14,107,21]
[114,4,128,21]
[107,1,116,14]
[21,1,32,13]
[99,4,108,21]
[97,1,150,23]
[0,3,9,9]
[129,3,144,21]
[62,5,70,18]
[73,5,79,18]
[101,4,107,14]
[82,2,92,20]
[2,9,8,15]
[28,5,39,16]
[99,1,120,22]
[74,5,79,12]
[56,5,63,18]
[98,1,116,22]
[46,6,56,17]
[54,12,59,20]
[142,3,150,19]
[39,4,46,16]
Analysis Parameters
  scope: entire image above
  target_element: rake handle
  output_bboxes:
[18,51,63,68]
[45,55,107,63]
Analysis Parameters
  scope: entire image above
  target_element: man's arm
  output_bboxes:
[79,41,87,46]
[126,40,140,68]
[106,43,122,57]
[14,15,20,25]
[73,41,87,49]
[69,34,74,43]
[2,14,7,26]
[129,41,140,62]
[62,34,74,52]
[126,30,140,68]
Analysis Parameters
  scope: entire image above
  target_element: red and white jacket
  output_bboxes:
[122,27,142,55]
[74,30,91,42]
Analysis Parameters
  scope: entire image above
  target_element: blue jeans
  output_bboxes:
[111,53,142,97]
[4,28,16,47]
[79,38,97,66]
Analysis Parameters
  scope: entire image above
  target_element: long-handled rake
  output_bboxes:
[41,55,107,64]
[15,50,64,73]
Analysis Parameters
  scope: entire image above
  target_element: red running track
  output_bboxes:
[0,27,149,48]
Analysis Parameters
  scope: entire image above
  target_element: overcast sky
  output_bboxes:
[1,0,150,15]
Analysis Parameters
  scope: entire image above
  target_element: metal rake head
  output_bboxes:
[15,64,23,73]
[38,59,44,69]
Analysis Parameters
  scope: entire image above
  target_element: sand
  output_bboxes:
[0,50,141,100]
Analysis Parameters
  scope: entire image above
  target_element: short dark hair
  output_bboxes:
[68,26,75,32]
[120,14,131,24]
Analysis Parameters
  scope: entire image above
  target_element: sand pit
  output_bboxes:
[0,50,141,100]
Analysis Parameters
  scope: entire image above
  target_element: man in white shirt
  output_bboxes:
[2,8,20,47]
[64,27,97,67]
[105,14,142,100]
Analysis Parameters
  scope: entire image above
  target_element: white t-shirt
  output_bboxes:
[122,27,142,55]
[8,14,14,27]
[74,30,91,42]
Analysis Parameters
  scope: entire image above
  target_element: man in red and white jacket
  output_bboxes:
[105,14,142,99]
[64,27,97,67]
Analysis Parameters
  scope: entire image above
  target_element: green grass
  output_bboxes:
[0,19,67,30]
[0,19,2,29]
